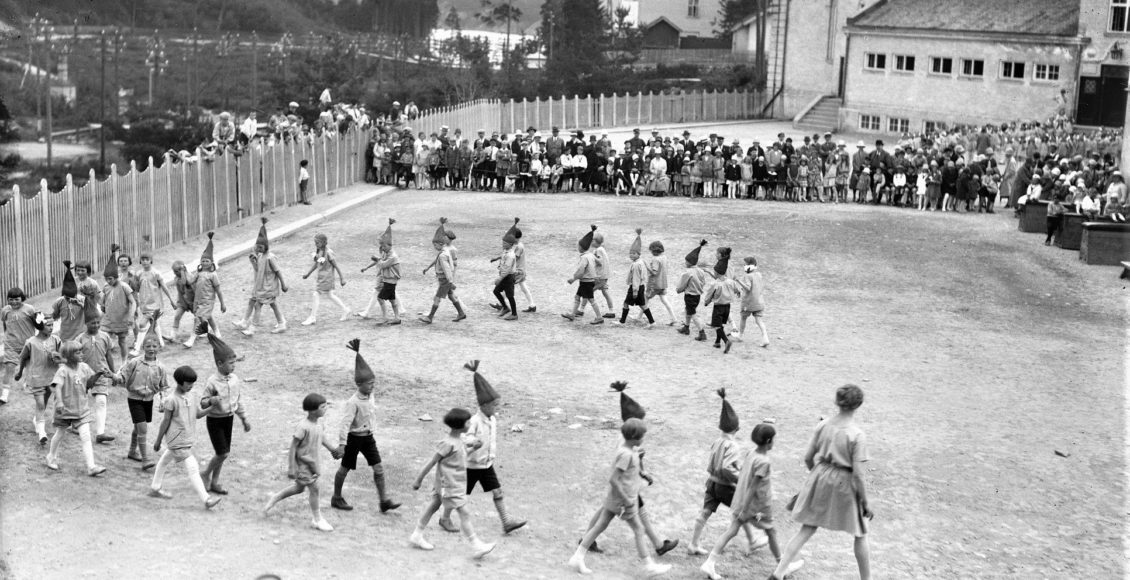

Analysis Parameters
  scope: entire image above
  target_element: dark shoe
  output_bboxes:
[489,303,502,311]
[503,519,528,534]
[522,306,537,313]
[379,500,401,513]
[127,452,143,462]
[656,539,679,556]
[331,496,354,511]
[141,460,156,471]
[579,538,604,554]
[452,313,467,322]
[96,434,115,444]
[677,325,690,335]
[439,518,460,533]
[209,484,229,495]
[602,313,616,319]
[561,313,576,321]
[714,342,721,349]
[696,331,707,342]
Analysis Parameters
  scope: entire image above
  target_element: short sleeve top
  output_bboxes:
[732,451,773,516]
[809,419,869,470]
[434,435,467,498]
[2,304,39,351]
[24,334,62,387]
[603,445,642,507]
[294,419,323,471]
[52,363,94,421]
[101,283,134,332]
[163,392,197,450]
[136,269,164,313]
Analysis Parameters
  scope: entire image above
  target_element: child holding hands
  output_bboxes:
[264,393,340,531]
[15,313,60,444]
[120,326,169,470]
[357,219,402,324]
[149,365,222,510]
[45,341,107,476]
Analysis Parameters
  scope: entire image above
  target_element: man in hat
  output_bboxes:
[234,218,289,336]
[331,339,400,513]
[701,248,739,353]
[546,127,565,166]
[436,361,527,535]
[358,219,402,324]
[420,218,467,324]
[198,331,250,496]
[627,129,645,156]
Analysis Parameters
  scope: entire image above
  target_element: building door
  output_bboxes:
[1077,77,1101,126]
[1100,65,1128,127]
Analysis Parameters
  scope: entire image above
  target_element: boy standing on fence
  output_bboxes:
[299,160,312,205]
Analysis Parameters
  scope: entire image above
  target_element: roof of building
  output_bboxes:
[643,16,683,34]
[848,0,1079,37]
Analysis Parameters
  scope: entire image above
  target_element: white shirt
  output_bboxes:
[240,117,257,139]
[461,411,497,469]
[1080,195,1098,213]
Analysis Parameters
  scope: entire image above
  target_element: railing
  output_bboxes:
[0,130,367,298]
[413,88,770,136]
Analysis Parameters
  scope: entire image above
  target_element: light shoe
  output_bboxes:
[700,559,721,580]
[240,327,255,337]
[749,534,769,552]
[409,531,434,550]
[686,544,708,555]
[471,540,496,559]
[782,559,805,577]
[567,553,592,574]
[46,455,59,470]
[312,518,334,532]
[301,317,316,326]
[642,561,671,577]
[232,319,248,330]
[339,312,350,322]
[87,465,107,477]
[205,496,222,509]
[271,323,288,334]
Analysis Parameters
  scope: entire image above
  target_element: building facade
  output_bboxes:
[1077,0,1130,126]
[841,0,1086,134]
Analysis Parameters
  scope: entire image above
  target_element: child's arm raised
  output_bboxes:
[412,453,441,490]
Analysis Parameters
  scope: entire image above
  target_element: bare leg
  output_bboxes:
[854,535,871,580]
[772,524,817,578]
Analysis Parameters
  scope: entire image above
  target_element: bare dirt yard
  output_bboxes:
[1,187,1125,579]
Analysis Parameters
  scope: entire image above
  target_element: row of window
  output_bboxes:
[864,53,1060,81]
[859,115,950,134]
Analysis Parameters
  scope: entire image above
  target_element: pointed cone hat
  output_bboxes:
[714,247,731,276]
[103,243,120,279]
[61,261,78,298]
[207,332,238,365]
[717,388,739,433]
[611,381,645,421]
[686,239,707,266]
[464,360,500,405]
[579,225,597,251]
[503,217,520,245]
[201,232,215,262]
[346,338,376,385]
[380,218,395,247]
[82,290,101,324]
[432,217,455,245]
[256,218,270,252]
[141,314,161,347]
[630,228,642,256]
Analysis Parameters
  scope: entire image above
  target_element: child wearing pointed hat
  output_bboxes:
[511,218,537,313]
[419,218,467,324]
[490,223,520,320]
[330,339,400,513]
[568,383,670,577]
[702,248,741,354]
[235,219,289,336]
[591,231,616,318]
[100,251,136,361]
[357,219,403,324]
[702,422,804,580]
[562,225,605,324]
[128,252,175,356]
[617,229,656,327]
[51,261,87,342]
[675,241,709,341]
[119,322,170,470]
[15,312,60,444]
[183,233,227,349]
[301,232,350,326]
[437,361,527,535]
[688,389,767,556]
[198,330,250,496]
[1,287,38,406]
[79,309,118,444]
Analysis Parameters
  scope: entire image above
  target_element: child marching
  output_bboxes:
[617,229,656,327]
[512,219,537,313]
[301,233,350,326]
[676,241,709,341]
[78,310,117,444]
[183,233,227,349]
[52,262,86,342]
[563,225,605,324]
[119,324,170,470]
[645,240,677,325]
[419,218,467,324]
[198,331,250,495]
[100,251,136,361]
[591,231,616,318]
[330,339,401,514]
[166,260,195,343]
[129,253,175,355]
[1,287,38,405]
[235,219,289,336]
[15,313,60,444]
[149,365,223,510]
[437,361,527,534]
[357,219,402,324]
[702,248,740,354]
[490,222,519,320]
[45,340,108,476]
[736,257,770,347]
[263,393,339,531]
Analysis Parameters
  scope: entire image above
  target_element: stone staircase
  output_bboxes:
[794,96,842,132]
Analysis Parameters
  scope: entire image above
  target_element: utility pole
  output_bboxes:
[100,29,107,173]
[111,28,126,117]
[251,31,259,111]
[145,30,168,108]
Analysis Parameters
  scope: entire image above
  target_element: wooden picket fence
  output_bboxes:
[411,88,769,137]
[0,129,367,298]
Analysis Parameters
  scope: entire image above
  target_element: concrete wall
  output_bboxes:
[841,33,1077,133]
[1078,0,1130,76]
[638,0,720,38]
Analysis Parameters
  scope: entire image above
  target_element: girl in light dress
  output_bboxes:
[301,234,349,326]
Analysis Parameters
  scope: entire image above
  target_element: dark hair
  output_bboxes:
[836,384,865,411]
[621,417,647,440]
[117,253,133,266]
[74,260,92,272]
[300,159,309,167]
[443,407,472,429]
[173,366,198,385]
[751,423,776,445]
[6,287,26,300]
[302,393,327,411]
[648,240,664,254]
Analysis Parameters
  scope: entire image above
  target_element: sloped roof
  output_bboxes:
[848,0,1079,37]
[644,16,683,34]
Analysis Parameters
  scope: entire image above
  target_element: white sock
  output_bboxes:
[309,292,321,318]
[329,292,348,314]
[93,394,107,435]
[79,424,95,469]
[184,456,210,502]
[151,448,173,489]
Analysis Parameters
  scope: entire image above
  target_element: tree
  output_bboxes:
[443,6,462,30]
[716,0,770,90]
[539,0,612,94]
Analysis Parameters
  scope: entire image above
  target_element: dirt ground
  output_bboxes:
[0,186,1125,579]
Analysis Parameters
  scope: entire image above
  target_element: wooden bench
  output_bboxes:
[1019,200,1048,233]
[1055,213,1086,250]
[1080,222,1130,265]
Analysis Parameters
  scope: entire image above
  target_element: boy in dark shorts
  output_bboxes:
[199,330,250,495]
[702,248,739,354]
[419,218,467,324]
[688,389,767,555]
[563,225,604,324]
[358,219,402,324]
[331,339,399,513]
[120,325,169,470]
[676,240,708,341]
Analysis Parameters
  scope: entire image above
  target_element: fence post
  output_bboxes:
[522,98,528,131]
[180,157,190,241]
[165,155,174,245]
[647,90,653,125]
[40,178,50,289]
[574,95,579,129]
[13,185,23,290]
[130,160,140,253]
[322,136,330,195]
[509,98,515,135]
[64,173,76,265]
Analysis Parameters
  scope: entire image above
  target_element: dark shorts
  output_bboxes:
[576,281,595,300]
[711,304,732,328]
[494,274,515,294]
[466,466,501,494]
[624,286,646,307]
[378,282,397,301]
[341,432,382,470]
[703,481,736,512]
[684,294,701,315]
[207,415,234,455]
[127,398,153,424]
[435,281,456,299]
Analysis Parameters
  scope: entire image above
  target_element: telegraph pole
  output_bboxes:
[100,29,107,172]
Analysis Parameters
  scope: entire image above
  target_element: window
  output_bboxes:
[1001,61,1026,80]
[860,114,880,131]
[1034,64,1061,81]
[1112,0,1129,32]
[930,57,953,75]
[960,59,984,77]
[924,121,941,134]
[894,55,916,72]
[865,53,887,70]
[688,0,699,18]
[888,117,909,133]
